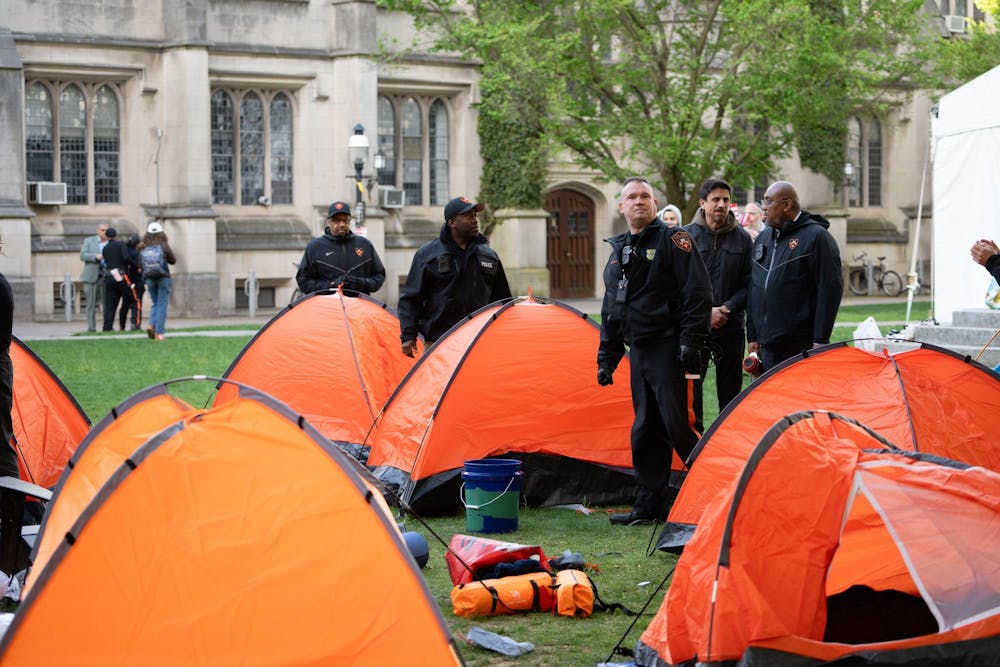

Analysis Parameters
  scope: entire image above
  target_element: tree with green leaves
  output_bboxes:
[380,0,941,218]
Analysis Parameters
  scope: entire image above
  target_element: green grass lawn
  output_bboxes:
[21,299,929,665]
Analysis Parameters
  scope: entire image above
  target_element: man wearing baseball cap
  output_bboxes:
[296,200,386,296]
[397,196,512,356]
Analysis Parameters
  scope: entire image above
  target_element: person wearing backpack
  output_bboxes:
[138,221,176,341]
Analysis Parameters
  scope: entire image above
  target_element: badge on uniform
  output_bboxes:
[788,239,800,250]
[672,231,693,252]
[355,248,364,257]
[646,249,656,260]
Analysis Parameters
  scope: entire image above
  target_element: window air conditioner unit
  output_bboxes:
[378,187,405,209]
[27,182,68,205]
[945,14,966,33]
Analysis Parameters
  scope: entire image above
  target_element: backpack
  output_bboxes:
[140,245,166,279]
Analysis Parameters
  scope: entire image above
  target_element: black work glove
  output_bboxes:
[679,345,702,376]
[339,276,364,292]
[597,367,614,386]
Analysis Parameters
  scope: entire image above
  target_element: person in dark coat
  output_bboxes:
[397,197,512,356]
[597,177,713,525]
[0,269,18,478]
[685,178,753,431]
[101,228,134,332]
[296,201,386,296]
[747,181,843,372]
[121,235,144,331]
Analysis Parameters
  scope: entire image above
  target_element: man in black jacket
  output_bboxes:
[398,196,512,356]
[101,228,134,332]
[0,267,17,478]
[686,178,752,431]
[296,201,386,296]
[597,177,713,525]
[747,181,843,372]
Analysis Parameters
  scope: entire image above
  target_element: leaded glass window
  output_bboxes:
[429,99,449,206]
[59,84,87,204]
[211,90,235,204]
[25,83,53,183]
[270,93,293,205]
[402,98,423,206]
[93,86,120,204]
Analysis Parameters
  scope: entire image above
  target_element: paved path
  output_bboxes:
[14,294,923,341]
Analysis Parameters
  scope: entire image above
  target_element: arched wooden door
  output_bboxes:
[544,189,595,298]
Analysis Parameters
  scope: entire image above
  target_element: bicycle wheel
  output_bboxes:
[880,270,903,297]
[848,269,868,296]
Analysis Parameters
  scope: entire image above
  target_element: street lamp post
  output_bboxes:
[348,123,369,227]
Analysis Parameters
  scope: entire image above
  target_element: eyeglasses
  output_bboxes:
[622,245,633,265]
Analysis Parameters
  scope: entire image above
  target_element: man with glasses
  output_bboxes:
[296,200,386,297]
[597,177,712,526]
[741,202,765,240]
[398,196,512,357]
[79,223,109,332]
[747,181,843,372]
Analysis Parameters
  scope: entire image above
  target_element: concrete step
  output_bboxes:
[904,314,1000,368]
[952,308,1000,328]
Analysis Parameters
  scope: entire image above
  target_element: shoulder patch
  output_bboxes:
[672,231,693,253]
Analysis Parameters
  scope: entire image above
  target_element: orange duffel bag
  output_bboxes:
[554,568,595,618]
[451,571,555,617]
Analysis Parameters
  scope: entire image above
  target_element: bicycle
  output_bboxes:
[848,251,903,297]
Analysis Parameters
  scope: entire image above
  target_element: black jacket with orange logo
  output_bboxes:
[598,219,712,371]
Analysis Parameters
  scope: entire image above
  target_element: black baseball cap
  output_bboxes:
[443,197,484,222]
[327,201,352,218]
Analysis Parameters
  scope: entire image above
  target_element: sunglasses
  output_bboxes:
[622,245,633,265]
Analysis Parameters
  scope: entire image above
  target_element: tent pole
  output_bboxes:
[906,133,932,325]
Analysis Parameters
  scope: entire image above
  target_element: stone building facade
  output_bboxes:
[0,1,976,321]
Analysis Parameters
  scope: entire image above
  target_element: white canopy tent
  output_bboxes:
[932,64,1000,325]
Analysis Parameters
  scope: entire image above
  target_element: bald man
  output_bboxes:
[746,181,843,372]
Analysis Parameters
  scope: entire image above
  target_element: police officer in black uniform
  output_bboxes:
[296,201,386,296]
[398,196,512,356]
[598,177,713,525]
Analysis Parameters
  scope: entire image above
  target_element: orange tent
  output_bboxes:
[213,290,419,455]
[10,336,90,487]
[636,410,1000,666]
[366,297,683,511]
[25,382,197,596]
[660,343,1000,550]
[5,381,461,665]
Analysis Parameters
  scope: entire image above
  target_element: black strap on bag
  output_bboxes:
[591,579,637,616]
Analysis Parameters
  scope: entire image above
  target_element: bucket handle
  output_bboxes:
[460,473,518,510]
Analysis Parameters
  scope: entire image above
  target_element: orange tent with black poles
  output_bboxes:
[636,410,1000,666]
[214,289,419,456]
[7,379,462,665]
[366,296,685,513]
[659,343,1000,551]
